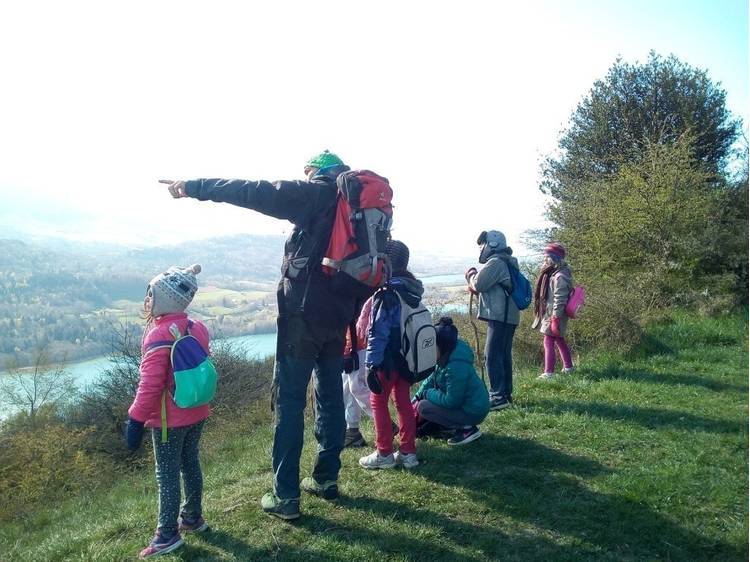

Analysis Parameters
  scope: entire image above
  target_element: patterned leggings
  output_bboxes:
[151,420,205,538]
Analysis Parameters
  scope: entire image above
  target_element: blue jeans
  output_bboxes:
[151,420,205,538]
[485,320,516,400]
[271,315,346,500]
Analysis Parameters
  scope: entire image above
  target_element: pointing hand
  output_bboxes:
[159,179,188,198]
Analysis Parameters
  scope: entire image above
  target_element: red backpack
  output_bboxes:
[322,170,394,298]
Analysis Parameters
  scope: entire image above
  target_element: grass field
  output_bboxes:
[1,311,746,561]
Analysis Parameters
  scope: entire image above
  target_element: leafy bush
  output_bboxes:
[0,423,115,522]
[210,341,273,414]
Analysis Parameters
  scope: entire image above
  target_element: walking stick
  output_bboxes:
[468,292,486,385]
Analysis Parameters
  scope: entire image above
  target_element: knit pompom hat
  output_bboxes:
[386,239,410,274]
[148,264,201,317]
[306,149,345,169]
[434,317,458,356]
[544,242,566,261]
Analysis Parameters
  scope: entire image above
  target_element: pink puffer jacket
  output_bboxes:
[344,297,374,355]
[128,313,211,428]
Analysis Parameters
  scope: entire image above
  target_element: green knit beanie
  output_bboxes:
[306,150,345,169]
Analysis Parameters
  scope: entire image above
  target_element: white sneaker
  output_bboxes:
[562,366,575,374]
[394,451,419,469]
[359,450,396,470]
[537,372,555,380]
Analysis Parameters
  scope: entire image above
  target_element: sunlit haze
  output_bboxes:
[0,0,747,258]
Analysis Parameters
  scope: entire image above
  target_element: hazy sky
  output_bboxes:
[0,0,747,258]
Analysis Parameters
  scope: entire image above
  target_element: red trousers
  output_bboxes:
[369,370,416,455]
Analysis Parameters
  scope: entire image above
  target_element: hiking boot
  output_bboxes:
[490,396,511,411]
[537,372,555,380]
[261,493,300,521]
[139,533,184,559]
[300,477,339,500]
[343,428,367,448]
[358,450,397,470]
[447,426,482,446]
[394,451,419,469]
[178,514,210,533]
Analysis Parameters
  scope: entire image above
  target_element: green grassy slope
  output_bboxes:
[1,312,747,561]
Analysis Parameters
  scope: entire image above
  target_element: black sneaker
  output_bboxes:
[447,426,482,446]
[344,428,367,448]
[490,396,511,411]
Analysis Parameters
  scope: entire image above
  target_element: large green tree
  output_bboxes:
[542,52,741,202]
[538,53,746,345]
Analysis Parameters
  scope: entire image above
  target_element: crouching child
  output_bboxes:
[413,317,490,446]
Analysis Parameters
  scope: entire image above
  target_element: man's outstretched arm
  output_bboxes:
[159,178,319,225]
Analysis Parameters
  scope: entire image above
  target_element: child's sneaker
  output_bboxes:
[261,492,300,521]
[447,426,482,446]
[300,476,339,500]
[489,396,511,411]
[178,515,210,533]
[139,533,184,559]
[358,450,396,470]
[537,372,555,380]
[394,451,419,468]
[562,366,575,374]
[343,427,367,448]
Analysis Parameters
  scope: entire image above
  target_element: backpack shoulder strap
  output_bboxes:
[144,339,174,356]
[496,255,515,293]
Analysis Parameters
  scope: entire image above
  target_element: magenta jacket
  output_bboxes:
[128,313,211,428]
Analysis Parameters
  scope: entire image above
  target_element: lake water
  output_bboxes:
[422,273,465,285]
[60,332,279,389]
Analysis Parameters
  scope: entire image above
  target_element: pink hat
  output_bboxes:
[544,242,566,260]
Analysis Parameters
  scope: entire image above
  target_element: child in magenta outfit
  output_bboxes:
[359,240,421,470]
[126,264,211,559]
[532,243,575,379]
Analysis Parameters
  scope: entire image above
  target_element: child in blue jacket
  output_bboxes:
[359,240,423,470]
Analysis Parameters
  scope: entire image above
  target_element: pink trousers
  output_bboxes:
[544,335,573,373]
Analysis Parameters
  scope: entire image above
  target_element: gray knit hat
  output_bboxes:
[148,264,201,317]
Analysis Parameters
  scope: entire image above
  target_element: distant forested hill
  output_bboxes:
[0,233,471,367]
[0,234,285,367]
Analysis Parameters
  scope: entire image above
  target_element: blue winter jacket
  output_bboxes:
[366,275,424,374]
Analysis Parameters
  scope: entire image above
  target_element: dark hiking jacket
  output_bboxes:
[185,177,357,330]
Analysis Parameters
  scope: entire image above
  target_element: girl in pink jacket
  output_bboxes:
[126,264,211,559]
[532,243,575,379]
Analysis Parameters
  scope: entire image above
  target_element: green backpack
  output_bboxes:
[146,321,218,442]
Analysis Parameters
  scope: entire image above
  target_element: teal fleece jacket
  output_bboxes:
[415,340,490,419]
